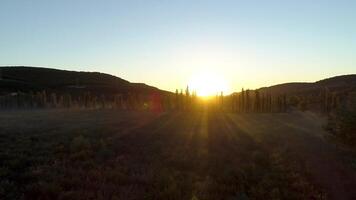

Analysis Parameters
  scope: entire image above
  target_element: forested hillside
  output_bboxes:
[0,67,169,110]
[0,66,162,95]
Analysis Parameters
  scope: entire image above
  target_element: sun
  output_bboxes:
[188,71,230,97]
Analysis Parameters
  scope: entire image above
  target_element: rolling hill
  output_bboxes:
[258,74,356,95]
[1,66,355,98]
[0,66,167,95]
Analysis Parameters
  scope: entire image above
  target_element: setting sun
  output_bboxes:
[188,71,230,97]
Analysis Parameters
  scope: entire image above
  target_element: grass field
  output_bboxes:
[0,110,355,200]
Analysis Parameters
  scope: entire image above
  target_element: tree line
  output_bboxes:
[213,88,287,113]
[0,87,287,113]
[1,86,348,114]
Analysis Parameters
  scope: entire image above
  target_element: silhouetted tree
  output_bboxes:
[261,93,266,112]
[175,89,179,110]
[254,90,261,112]
[185,86,190,110]
[266,93,272,112]
[241,88,245,113]
[246,89,250,112]
[232,93,238,112]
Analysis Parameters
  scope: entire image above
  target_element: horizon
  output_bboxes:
[1,1,356,94]
[2,66,355,95]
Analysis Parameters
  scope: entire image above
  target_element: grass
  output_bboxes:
[0,110,326,200]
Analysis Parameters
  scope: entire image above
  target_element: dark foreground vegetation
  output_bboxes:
[326,91,356,146]
[0,110,337,200]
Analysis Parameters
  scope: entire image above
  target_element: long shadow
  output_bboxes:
[190,112,263,199]
[114,112,182,158]
[110,111,206,199]
[102,111,333,200]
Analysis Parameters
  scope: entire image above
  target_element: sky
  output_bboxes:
[0,0,355,93]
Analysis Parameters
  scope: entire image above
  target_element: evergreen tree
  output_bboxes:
[185,86,190,110]
[277,95,282,112]
[232,94,236,112]
[241,88,245,113]
[175,89,179,110]
[267,93,272,112]
[246,89,250,112]
[261,93,266,112]
[254,90,260,112]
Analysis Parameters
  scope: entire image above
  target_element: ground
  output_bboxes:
[0,110,355,199]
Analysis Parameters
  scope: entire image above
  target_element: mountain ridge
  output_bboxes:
[256,74,356,95]
[1,66,355,96]
[0,66,167,95]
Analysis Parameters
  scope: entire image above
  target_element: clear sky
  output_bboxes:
[1,0,355,93]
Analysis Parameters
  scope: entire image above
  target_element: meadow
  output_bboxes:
[1,109,355,200]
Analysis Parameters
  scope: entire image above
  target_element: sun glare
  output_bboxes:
[188,71,230,97]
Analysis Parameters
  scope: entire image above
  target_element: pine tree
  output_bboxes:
[241,88,245,113]
[175,89,179,110]
[246,89,250,112]
[267,93,272,112]
[277,95,282,112]
[233,93,237,112]
[185,86,190,110]
[261,93,265,112]
[254,90,260,112]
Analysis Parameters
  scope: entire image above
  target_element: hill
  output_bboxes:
[258,74,356,95]
[0,66,166,95]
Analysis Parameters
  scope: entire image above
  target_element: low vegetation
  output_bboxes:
[326,92,356,146]
[0,110,326,200]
